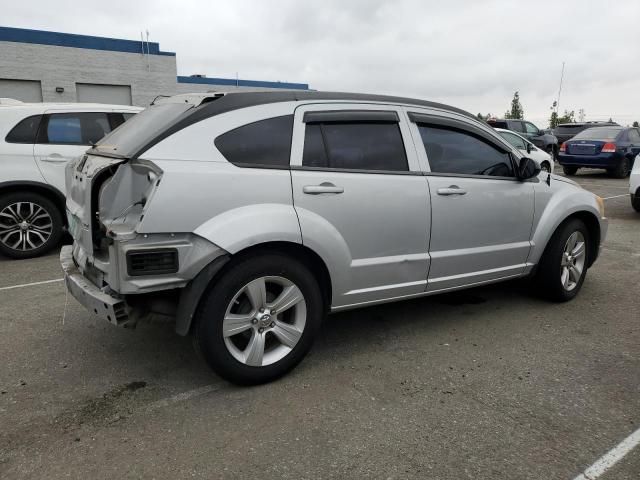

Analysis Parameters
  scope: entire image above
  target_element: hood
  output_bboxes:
[550,174,579,187]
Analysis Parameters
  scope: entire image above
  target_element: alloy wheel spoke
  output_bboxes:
[27,229,46,246]
[1,228,21,243]
[561,267,570,288]
[25,233,38,250]
[244,278,267,311]
[569,263,582,283]
[223,312,255,337]
[0,208,20,224]
[269,285,304,314]
[571,242,585,259]
[272,320,303,349]
[565,232,578,253]
[244,330,266,366]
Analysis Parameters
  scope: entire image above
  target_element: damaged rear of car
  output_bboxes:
[61,95,229,329]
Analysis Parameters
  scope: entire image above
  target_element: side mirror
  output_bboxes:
[518,157,541,180]
[526,143,532,154]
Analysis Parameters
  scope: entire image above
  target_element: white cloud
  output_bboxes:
[3,0,640,126]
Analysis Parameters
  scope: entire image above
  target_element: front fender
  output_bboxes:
[528,183,603,266]
[193,203,302,254]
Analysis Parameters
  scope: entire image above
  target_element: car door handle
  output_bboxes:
[437,186,467,196]
[41,155,67,163]
[303,183,344,195]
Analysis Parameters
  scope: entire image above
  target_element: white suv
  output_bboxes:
[0,101,141,258]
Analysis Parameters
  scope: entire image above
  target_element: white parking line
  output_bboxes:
[144,383,222,412]
[0,278,63,291]
[577,184,629,189]
[573,427,640,480]
[602,194,628,200]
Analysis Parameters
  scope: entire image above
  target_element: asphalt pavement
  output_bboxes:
[1,168,638,479]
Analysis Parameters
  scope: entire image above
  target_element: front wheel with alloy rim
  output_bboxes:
[0,192,63,259]
[194,253,324,385]
[536,218,590,302]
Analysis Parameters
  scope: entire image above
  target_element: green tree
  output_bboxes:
[633,121,639,127]
[507,91,524,119]
[549,111,559,129]
[557,110,575,124]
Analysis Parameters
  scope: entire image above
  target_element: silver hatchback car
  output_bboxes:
[61,92,607,384]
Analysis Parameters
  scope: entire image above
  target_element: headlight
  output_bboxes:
[595,195,605,218]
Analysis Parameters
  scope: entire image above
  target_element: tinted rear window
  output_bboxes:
[573,128,623,141]
[5,114,43,143]
[215,115,294,167]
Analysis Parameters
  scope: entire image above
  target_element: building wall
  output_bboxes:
[0,40,177,106]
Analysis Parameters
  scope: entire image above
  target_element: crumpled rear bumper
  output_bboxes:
[60,245,129,326]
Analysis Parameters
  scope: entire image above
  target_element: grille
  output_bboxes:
[126,249,179,276]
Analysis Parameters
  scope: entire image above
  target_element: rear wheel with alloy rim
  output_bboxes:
[536,218,589,302]
[194,253,324,385]
[0,192,63,259]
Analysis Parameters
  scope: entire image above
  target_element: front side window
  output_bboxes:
[5,115,43,143]
[509,121,525,133]
[499,131,527,150]
[418,125,514,177]
[524,122,540,135]
[42,112,111,145]
[215,115,293,167]
[302,121,408,172]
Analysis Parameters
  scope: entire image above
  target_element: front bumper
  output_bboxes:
[60,245,130,326]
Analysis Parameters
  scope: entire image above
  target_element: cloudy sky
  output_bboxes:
[4,0,640,126]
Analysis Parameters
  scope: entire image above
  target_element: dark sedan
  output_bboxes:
[558,126,640,178]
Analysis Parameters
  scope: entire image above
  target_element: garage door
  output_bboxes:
[76,83,132,105]
[0,79,43,102]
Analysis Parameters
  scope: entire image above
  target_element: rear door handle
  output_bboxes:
[41,155,67,163]
[303,182,344,195]
[437,185,467,196]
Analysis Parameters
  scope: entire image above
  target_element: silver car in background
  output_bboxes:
[61,91,607,384]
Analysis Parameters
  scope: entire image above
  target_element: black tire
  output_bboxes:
[536,219,590,302]
[194,253,324,385]
[563,166,578,176]
[632,192,640,212]
[0,192,63,259]
[610,157,630,178]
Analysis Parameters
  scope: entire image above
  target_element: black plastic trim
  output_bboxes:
[303,110,399,124]
[126,248,179,276]
[175,254,230,336]
[290,165,420,176]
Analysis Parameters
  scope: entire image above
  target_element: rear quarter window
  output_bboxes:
[215,115,294,167]
[5,115,43,143]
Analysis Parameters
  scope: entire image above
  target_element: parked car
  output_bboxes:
[495,128,554,172]
[61,91,607,385]
[631,154,640,212]
[553,121,619,145]
[0,101,141,258]
[558,126,640,178]
[487,118,558,158]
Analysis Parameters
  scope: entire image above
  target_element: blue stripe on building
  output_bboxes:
[177,76,308,91]
[0,26,175,56]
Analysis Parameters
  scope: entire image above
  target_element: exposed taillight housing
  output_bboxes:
[601,142,616,153]
[559,143,566,152]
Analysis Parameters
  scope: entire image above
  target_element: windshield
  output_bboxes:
[573,127,622,141]
[93,102,194,157]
